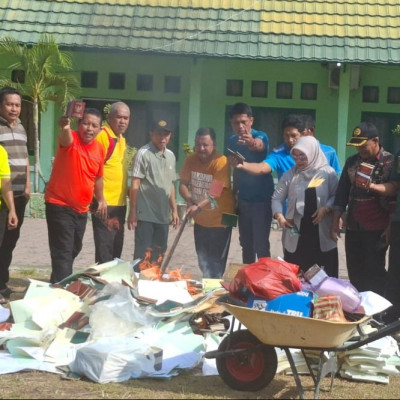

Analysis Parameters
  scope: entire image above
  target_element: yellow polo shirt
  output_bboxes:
[0,145,11,208]
[95,124,127,206]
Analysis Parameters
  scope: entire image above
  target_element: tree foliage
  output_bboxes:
[0,34,81,191]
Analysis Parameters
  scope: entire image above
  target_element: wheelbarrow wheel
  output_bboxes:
[216,329,277,392]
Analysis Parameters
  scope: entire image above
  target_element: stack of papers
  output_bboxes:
[339,336,400,384]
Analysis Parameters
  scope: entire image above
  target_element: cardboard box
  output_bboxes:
[247,290,314,317]
[222,262,246,282]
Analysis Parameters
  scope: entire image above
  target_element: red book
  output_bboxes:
[209,179,224,197]
[355,162,374,187]
[66,101,86,119]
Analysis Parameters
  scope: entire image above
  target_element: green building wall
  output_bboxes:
[20,51,400,193]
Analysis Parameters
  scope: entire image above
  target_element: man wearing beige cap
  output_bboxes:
[127,120,179,263]
[330,122,395,295]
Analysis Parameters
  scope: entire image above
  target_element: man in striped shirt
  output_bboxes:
[0,87,30,299]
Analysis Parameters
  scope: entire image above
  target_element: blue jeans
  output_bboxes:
[194,223,232,278]
[238,198,272,264]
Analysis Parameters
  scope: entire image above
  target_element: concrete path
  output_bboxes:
[10,217,349,281]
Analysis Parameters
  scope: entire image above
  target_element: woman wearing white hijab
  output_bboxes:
[272,136,339,276]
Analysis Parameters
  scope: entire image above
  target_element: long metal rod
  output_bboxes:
[161,213,189,274]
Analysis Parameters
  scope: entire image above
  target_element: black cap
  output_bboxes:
[347,122,379,147]
[151,119,172,133]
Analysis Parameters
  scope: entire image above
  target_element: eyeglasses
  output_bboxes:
[195,143,213,149]
[291,153,307,161]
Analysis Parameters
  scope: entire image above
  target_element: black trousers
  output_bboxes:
[0,196,27,289]
[92,205,126,264]
[194,223,232,279]
[345,229,388,295]
[45,202,87,284]
[386,221,400,305]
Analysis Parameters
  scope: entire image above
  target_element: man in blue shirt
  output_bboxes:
[227,103,274,264]
[302,114,342,174]
[236,114,341,179]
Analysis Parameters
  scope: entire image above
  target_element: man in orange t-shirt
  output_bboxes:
[179,127,234,278]
[45,108,107,283]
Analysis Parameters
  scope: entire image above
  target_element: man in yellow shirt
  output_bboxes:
[92,102,130,263]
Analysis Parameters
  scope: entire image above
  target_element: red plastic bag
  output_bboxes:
[229,257,301,301]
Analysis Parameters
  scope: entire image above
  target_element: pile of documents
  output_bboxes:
[0,259,226,383]
[339,335,400,384]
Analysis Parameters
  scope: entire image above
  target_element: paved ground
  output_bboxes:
[10,217,349,281]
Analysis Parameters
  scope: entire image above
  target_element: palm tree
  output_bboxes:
[0,34,81,192]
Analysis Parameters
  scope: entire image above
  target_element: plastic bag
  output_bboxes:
[303,276,361,313]
[229,257,301,301]
[89,282,155,339]
[69,336,158,383]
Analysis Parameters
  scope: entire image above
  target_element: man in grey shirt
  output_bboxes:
[127,120,179,263]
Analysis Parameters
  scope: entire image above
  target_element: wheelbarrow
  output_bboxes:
[205,295,400,399]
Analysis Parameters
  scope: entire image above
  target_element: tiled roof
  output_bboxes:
[1,0,399,63]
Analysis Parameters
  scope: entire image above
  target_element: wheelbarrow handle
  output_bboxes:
[161,213,189,274]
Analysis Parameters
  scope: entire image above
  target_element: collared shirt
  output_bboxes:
[0,145,11,208]
[0,116,28,197]
[333,146,394,231]
[228,128,274,202]
[95,123,127,206]
[132,142,176,224]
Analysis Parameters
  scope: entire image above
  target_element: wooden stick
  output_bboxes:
[161,213,189,274]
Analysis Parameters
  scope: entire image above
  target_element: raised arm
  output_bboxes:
[58,115,74,147]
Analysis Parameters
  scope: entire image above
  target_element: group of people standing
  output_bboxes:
[227,103,400,319]
[0,89,399,317]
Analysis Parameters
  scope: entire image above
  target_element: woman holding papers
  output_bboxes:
[272,136,339,276]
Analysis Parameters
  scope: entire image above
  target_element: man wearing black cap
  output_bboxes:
[127,120,179,263]
[329,122,395,295]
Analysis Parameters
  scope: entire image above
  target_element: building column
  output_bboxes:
[187,58,203,147]
[39,101,57,192]
[337,65,351,167]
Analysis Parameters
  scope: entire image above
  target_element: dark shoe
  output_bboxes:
[0,287,13,299]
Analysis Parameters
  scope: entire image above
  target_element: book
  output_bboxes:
[355,162,374,187]
[66,100,86,119]
[227,148,246,163]
[358,162,375,176]
[209,179,224,197]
